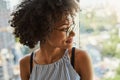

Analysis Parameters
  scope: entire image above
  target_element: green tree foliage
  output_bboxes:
[79,8,117,32]
[101,28,120,58]
[102,65,120,80]
[79,7,119,58]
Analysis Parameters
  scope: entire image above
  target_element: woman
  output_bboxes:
[10,0,93,80]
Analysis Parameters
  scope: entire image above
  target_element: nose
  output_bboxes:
[69,30,75,37]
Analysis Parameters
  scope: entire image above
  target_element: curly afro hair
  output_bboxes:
[10,0,80,48]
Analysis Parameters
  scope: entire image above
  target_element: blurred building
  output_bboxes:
[0,0,15,50]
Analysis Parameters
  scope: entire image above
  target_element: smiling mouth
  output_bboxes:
[66,38,73,43]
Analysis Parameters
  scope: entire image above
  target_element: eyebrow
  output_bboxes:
[54,18,73,28]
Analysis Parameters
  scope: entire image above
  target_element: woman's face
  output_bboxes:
[46,15,76,49]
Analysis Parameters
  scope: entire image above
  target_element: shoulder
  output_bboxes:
[19,53,31,79]
[74,48,92,69]
[68,47,90,62]
[20,53,31,67]
[74,48,93,80]
[75,48,90,62]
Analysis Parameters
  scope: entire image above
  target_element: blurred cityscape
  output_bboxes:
[0,0,120,80]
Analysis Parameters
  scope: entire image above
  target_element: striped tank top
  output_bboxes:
[29,48,80,80]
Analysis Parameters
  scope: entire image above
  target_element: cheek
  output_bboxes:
[50,32,66,43]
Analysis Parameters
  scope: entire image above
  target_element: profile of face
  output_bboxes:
[45,15,76,49]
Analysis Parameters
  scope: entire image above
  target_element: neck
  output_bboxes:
[35,43,66,64]
[40,45,62,58]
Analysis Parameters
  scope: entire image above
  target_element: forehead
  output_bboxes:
[54,15,73,28]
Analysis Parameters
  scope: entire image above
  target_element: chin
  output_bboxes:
[60,42,73,49]
[66,44,73,49]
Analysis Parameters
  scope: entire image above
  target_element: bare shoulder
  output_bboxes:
[75,48,91,61]
[19,53,31,80]
[74,48,93,80]
[74,48,92,70]
[20,53,31,65]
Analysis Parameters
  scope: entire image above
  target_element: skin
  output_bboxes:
[19,16,93,80]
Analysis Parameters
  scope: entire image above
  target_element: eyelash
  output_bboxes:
[60,27,69,32]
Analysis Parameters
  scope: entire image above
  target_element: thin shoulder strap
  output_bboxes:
[71,47,75,68]
[30,52,34,74]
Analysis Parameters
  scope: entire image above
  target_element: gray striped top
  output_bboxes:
[29,49,80,80]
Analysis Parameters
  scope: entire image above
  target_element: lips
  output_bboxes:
[66,38,73,43]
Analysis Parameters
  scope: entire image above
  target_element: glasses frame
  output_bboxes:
[54,22,76,37]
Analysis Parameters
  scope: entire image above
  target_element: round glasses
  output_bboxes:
[55,23,76,37]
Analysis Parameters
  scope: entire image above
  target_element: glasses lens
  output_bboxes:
[66,24,75,37]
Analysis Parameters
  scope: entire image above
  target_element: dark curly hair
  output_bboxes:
[10,0,80,48]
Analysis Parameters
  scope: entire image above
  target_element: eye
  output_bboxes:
[59,27,69,32]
